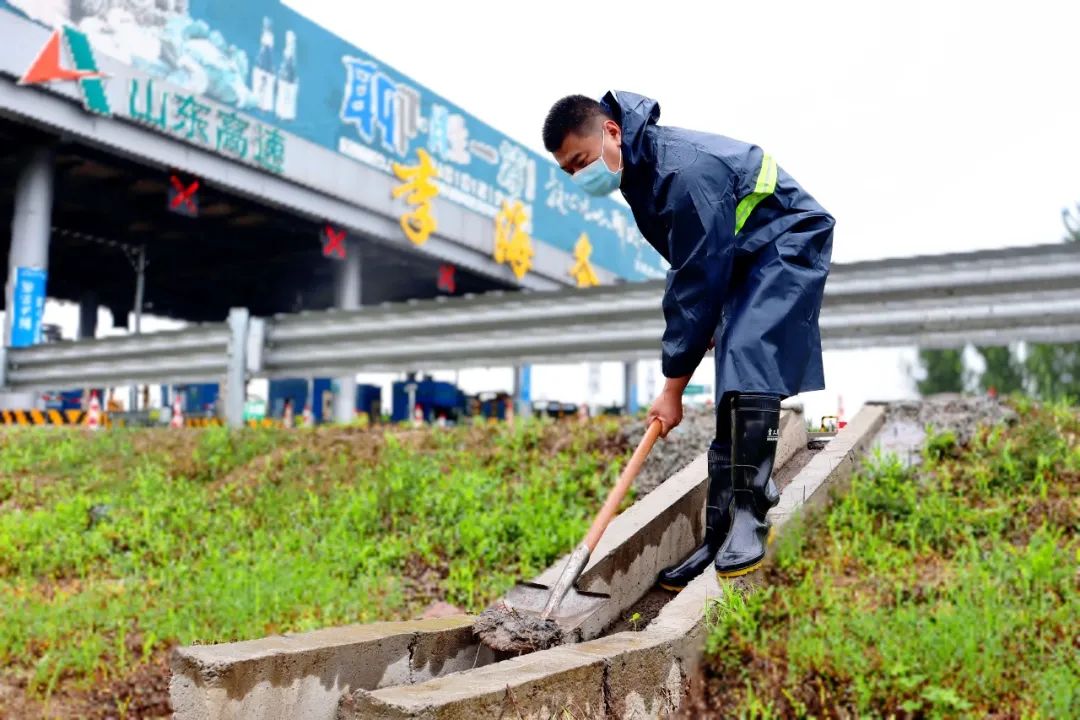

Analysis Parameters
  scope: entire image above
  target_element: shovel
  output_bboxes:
[475,420,663,652]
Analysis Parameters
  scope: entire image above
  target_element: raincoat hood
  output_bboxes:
[600,90,660,172]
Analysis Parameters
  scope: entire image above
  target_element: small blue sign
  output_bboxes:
[10,266,47,348]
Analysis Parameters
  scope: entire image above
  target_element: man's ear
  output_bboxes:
[603,118,621,143]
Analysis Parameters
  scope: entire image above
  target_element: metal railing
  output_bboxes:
[3,243,1080,425]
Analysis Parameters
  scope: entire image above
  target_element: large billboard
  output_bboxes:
[1,0,667,282]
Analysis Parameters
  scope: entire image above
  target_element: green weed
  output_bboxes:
[703,402,1080,718]
[0,419,629,700]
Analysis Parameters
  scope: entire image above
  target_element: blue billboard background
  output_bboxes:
[1,0,666,281]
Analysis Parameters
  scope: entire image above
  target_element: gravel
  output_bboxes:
[875,394,1018,466]
[622,406,716,495]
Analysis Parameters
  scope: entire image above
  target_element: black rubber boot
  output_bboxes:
[657,441,733,591]
[714,394,781,578]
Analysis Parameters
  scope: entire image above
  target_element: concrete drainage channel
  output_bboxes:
[171,404,887,719]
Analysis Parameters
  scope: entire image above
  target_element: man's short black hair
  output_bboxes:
[542,95,611,152]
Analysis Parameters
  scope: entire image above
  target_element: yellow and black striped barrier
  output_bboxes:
[1,409,83,425]
[184,418,280,428]
[0,409,112,426]
[0,410,282,429]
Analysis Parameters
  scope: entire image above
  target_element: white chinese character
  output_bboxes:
[544,167,569,215]
[497,141,534,200]
[445,113,470,164]
[612,211,628,242]
[429,104,470,164]
[17,317,32,331]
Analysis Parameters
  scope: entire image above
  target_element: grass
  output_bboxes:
[0,418,630,710]
[701,399,1079,719]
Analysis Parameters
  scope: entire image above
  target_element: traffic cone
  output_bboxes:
[283,400,294,429]
[170,395,184,428]
[505,398,515,428]
[413,404,424,427]
[86,391,101,431]
[301,403,313,427]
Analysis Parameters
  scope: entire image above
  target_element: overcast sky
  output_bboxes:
[34,0,1080,420]
[282,0,1080,420]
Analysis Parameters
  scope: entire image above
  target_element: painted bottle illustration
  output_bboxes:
[252,16,276,112]
[274,30,298,121]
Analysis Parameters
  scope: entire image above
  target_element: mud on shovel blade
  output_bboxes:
[477,421,662,651]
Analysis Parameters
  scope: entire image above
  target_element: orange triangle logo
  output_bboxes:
[19,30,102,85]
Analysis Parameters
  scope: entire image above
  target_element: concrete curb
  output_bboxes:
[340,405,886,719]
[169,616,494,720]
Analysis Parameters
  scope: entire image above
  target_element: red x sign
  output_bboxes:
[168,174,199,216]
[437,264,456,294]
[322,225,346,259]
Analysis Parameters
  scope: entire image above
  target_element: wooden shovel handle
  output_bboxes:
[582,420,663,552]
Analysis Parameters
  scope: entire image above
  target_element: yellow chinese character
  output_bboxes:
[569,233,600,288]
[493,199,534,280]
[391,148,439,245]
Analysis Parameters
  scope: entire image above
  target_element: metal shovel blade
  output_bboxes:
[499,580,610,638]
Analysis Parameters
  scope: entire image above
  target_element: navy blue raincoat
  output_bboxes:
[602,91,834,399]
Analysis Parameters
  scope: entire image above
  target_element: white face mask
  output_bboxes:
[571,129,623,196]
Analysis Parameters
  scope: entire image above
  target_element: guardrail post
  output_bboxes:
[224,308,250,428]
[623,360,639,415]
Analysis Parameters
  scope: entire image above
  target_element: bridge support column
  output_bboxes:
[2,147,54,410]
[333,239,362,424]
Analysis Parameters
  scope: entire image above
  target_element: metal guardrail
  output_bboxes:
[3,243,1080,425]
[3,324,232,388]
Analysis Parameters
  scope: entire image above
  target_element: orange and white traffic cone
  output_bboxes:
[170,395,184,428]
[86,391,101,431]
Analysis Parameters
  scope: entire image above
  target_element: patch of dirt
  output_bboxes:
[399,554,450,615]
[603,588,676,634]
[0,649,172,720]
[1023,494,1080,533]
[680,652,869,720]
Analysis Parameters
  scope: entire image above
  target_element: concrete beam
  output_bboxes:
[340,645,606,719]
[768,402,886,529]
[169,616,493,720]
